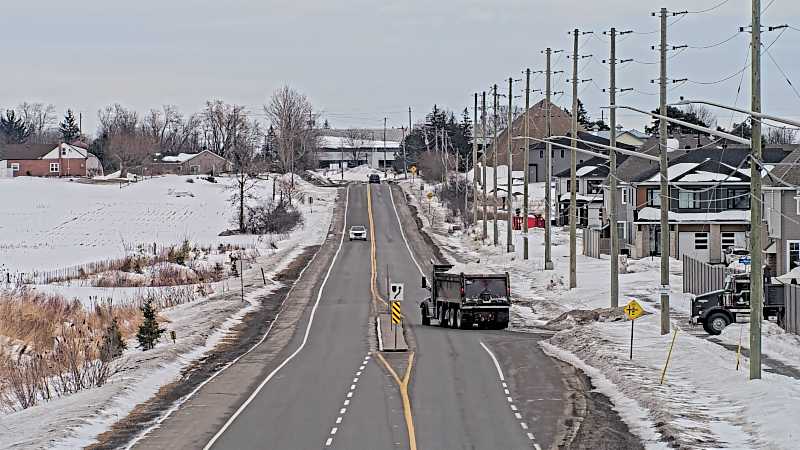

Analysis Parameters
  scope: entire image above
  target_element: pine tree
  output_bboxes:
[59,109,81,143]
[0,110,32,144]
[576,100,591,128]
[323,119,331,129]
[100,317,127,361]
[136,299,165,351]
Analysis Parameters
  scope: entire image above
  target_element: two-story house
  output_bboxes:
[630,145,791,263]
[764,148,800,276]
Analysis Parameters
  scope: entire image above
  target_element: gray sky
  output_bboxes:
[2,0,799,135]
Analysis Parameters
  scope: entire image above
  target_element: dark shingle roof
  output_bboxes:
[765,146,800,187]
[0,144,56,160]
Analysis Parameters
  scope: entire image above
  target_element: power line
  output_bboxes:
[685,31,743,49]
[686,0,733,14]
[763,47,800,102]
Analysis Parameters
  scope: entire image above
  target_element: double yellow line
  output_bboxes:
[367,184,417,450]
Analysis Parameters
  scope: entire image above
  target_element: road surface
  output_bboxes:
[128,182,640,450]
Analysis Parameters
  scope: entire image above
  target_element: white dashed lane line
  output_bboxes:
[324,353,371,448]
[480,341,543,450]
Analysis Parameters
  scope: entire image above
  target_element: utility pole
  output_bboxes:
[658,8,671,335]
[473,93,479,225]
[569,29,579,289]
[609,28,620,308]
[383,117,388,175]
[482,91,488,242]
[750,0,763,380]
[544,48,554,270]
[523,68,531,260]
[493,84,499,246]
[401,126,407,179]
[506,77,514,253]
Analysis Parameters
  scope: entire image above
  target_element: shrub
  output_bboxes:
[136,300,165,351]
[245,201,304,235]
[186,178,195,183]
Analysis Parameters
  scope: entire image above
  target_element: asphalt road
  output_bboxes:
[129,182,641,450]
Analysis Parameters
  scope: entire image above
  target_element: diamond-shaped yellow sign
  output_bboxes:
[624,299,644,320]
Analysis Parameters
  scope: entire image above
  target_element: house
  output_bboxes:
[0,143,103,177]
[315,134,400,169]
[763,147,800,276]
[146,150,231,175]
[591,127,649,148]
[628,145,791,263]
[550,133,635,228]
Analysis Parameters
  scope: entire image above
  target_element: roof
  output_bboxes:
[636,207,750,223]
[549,132,633,178]
[317,135,401,149]
[318,128,406,142]
[159,150,228,164]
[764,146,800,187]
[592,128,649,141]
[0,143,57,160]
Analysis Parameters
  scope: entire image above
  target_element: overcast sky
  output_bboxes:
[1,0,798,135]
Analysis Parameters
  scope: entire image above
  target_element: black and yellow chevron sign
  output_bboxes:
[391,301,402,324]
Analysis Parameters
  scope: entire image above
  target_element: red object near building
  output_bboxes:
[513,216,542,230]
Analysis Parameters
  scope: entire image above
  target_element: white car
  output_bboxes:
[349,225,367,241]
[724,247,749,265]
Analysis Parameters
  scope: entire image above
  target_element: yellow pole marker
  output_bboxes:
[660,328,679,385]
[736,326,743,371]
[377,352,417,450]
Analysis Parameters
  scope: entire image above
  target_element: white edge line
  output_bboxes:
[388,183,425,276]
[479,341,506,382]
[376,315,384,352]
[202,185,351,450]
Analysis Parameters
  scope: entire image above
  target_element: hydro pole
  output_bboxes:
[523,68,531,260]
[482,91,488,242]
[569,29,579,289]
[658,7,670,335]
[507,77,514,253]
[473,93,479,225]
[750,0,763,380]
[544,48,554,270]
[493,84,499,246]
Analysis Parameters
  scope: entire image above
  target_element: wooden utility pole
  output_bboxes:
[482,91,488,242]
[569,29,579,289]
[523,68,531,260]
[473,93,479,225]
[750,0,763,380]
[609,27,620,308]
[401,126,407,179]
[658,8,671,335]
[493,84,499,246]
[506,77,514,253]
[383,117,388,174]
[545,48,554,270]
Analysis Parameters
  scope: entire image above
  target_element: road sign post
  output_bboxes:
[624,299,644,360]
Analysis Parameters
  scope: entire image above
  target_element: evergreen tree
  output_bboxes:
[100,317,127,361]
[323,119,331,129]
[0,110,32,144]
[59,109,81,142]
[645,105,710,135]
[136,299,165,351]
[576,100,591,128]
[591,119,611,131]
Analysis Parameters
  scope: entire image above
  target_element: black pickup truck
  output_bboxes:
[691,273,786,335]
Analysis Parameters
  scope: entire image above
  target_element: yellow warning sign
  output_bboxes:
[391,301,403,324]
[624,299,644,320]
[426,192,434,200]
[410,166,417,174]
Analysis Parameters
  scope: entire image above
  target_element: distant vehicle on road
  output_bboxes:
[691,272,785,335]
[368,174,381,184]
[419,264,511,329]
[724,247,750,265]
[349,225,367,241]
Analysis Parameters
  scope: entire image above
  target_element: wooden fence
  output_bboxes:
[785,284,800,335]
[582,228,602,259]
[681,254,745,296]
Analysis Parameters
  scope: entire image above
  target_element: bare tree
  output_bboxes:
[227,119,265,233]
[98,104,140,138]
[200,100,251,157]
[17,102,57,143]
[685,104,716,128]
[105,132,154,177]
[143,105,202,153]
[343,129,371,166]
[766,126,798,144]
[264,86,317,173]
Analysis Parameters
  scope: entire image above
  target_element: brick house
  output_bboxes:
[0,143,103,177]
[145,150,231,175]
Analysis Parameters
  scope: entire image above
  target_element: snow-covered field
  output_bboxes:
[403,181,800,450]
[0,174,339,449]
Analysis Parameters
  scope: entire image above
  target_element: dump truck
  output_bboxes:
[691,272,786,335]
[419,264,511,329]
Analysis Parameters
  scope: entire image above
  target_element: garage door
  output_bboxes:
[679,231,710,262]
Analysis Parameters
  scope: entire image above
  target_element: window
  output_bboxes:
[190,165,200,174]
[727,188,750,209]
[788,241,800,271]
[587,180,602,194]
[721,232,736,250]
[61,148,67,156]
[617,221,627,240]
[695,232,709,250]
[647,189,660,207]
[560,149,564,158]
[621,188,630,205]
[795,191,800,215]
[539,150,544,159]
[679,191,698,209]
[49,162,60,173]
[10,163,19,172]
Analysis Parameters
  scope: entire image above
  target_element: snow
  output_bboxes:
[643,162,701,182]
[0,175,295,273]
[315,164,389,182]
[161,153,198,163]
[0,174,339,447]
[403,180,800,449]
[637,207,750,223]
[318,135,401,149]
[559,192,602,202]
[680,171,741,182]
[575,165,598,177]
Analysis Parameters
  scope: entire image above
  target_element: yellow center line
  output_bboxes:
[368,184,417,450]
